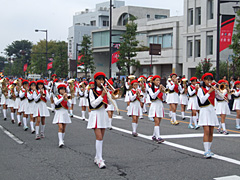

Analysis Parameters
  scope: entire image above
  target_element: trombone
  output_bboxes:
[105,78,122,99]
[209,83,229,102]
[101,83,120,115]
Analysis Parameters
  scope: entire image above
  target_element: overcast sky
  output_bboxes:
[0,0,184,55]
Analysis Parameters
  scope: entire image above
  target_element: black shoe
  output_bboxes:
[11,120,15,124]
[182,118,185,120]
[4,118,7,121]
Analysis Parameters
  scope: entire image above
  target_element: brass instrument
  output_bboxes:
[9,84,16,101]
[0,78,8,98]
[136,89,144,99]
[161,86,170,93]
[209,83,228,102]
[147,76,153,83]
[68,79,76,98]
[138,77,146,93]
[105,78,122,99]
[101,83,120,115]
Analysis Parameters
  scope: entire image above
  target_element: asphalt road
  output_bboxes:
[0,99,240,180]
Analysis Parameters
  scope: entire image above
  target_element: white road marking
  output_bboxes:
[48,107,240,166]
[113,115,124,120]
[0,125,24,145]
[160,133,240,139]
[214,175,240,180]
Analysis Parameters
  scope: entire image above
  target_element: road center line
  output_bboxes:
[0,125,24,145]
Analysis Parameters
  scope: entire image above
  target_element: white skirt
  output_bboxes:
[216,101,230,115]
[14,98,21,109]
[127,100,142,117]
[179,94,188,105]
[71,97,77,105]
[25,101,36,116]
[124,91,130,102]
[33,101,50,117]
[8,99,15,108]
[232,98,240,110]
[145,94,151,104]
[18,99,29,114]
[79,97,89,107]
[167,92,179,104]
[106,99,117,111]
[53,108,72,124]
[148,100,164,118]
[166,94,170,104]
[198,105,219,126]
[87,106,109,129]
[187,96,200,110]
[0,95,8,105]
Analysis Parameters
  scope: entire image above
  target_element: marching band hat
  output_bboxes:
[89,81,94,85]
[218,79,226,84]
[51,74,57,77]
[170,73,177,77]
[108,79,114,85]
[131,80,138,85]
[37,80,44,84]
[190,77,197,81]
[29,81,37,86]
[22,80,29,84]
[234,81,240,85]
[152,75,161,81]
[201,73,213,81]
[139,75,147,79]
[57,83,67,89]
[94,72,106,79]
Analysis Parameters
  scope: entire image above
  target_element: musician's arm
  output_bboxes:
[197,88,210,104]
[129,91,137,101]
[188,86,196,96]
[89,89,103,108]
[167,81,174,90]
[148,88,160,99]
[19,90,25,98]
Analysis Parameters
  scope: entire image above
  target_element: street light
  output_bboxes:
[35,29,48,76]
[109,0,113,78]
[216,0,240,81]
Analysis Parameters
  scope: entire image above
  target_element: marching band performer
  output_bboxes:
[67,79,78,117]
[179,78,188,120]
[146,76,154,121]
[0,78,8,120]
[166,77,172,117]
[138,75,148,115]
[27,81,37,134]
[79,81,89,121]
[87,72,110,169]
[232,81,240,130]
[148,75,165,143]
[167,73,182,125]
[187,77,200,129]
[8,83,16,124]
[53,83,72,148]
[216,80,231,135]
[127,80,144,137]
[33,80,50,140]
[124,75,135,111]
[197,73,219,158]
[14,78,22,126]
[48,74,57,112]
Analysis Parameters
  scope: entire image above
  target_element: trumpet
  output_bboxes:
[161,86,170,93]
[209,83,228,102]
[101,83,120,115]
[105,78,122,99]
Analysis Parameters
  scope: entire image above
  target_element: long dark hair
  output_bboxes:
[202,75,214,88]
[37,83,46,90]
[29,82,37,91]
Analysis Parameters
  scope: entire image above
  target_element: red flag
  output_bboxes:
[78,55,84,62]
[112,51,120,64]
[220,15,235,52]
[47,62,53,70]
[23,63,28,72]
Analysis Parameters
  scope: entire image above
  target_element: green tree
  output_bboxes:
[117,16,140,75]
[4,40,32,77]
[0,56,6,72]
[195,58,214,79]
[78,35,95,77]
[229,9,240,77]
[29,40,68,77]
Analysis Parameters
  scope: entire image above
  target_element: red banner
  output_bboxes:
[23,63,28,72]
[47,62,53,70]
[220,15,235,52]
[112,51,120,64]
[78,55,84,62]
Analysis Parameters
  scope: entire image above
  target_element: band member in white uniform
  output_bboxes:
[33,80,50,140]
[216,80,231,135]
[87,72,110,169]
[48,74,57,112]
[0,78,8,120]
[18,80,30,131]
[232,81,240,130]
[66,79,78,117]
[27,81,37,134]
[167,73,182,125]
[53,83,72,148]
[8,83,16,124]
[148,75,165,144]
[127,80,144,137]
[79,81,89,121]
[179,78,188,120]
[187,77,200,129]
[197,73,219,158]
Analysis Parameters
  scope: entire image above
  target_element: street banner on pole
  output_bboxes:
[112,51,120,64]
[23,63,28,72]
[47,62,53,70]
[220,15,235,52]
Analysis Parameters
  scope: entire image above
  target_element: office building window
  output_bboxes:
[208,0,214,19]
[188,9,193,25]
[155,15,167,19]
[196,7,201,25]
[188,40,193,57]
[103,20,109,26]
[207,36,213,55]
[90,21,96,26]
[195,40,201,57]
[147,14,150,18]
[162,34,172,48]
